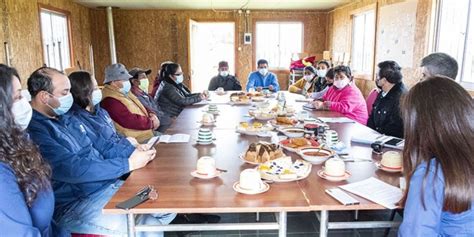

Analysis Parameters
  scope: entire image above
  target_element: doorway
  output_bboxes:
[189,20,235,92]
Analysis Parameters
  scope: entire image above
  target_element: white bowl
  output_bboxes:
[280,127,305,138]
[298,148,334,165]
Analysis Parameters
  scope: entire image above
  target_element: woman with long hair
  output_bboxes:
[398,76,473,236]
[154,63,208,117]
[0,64,67,236]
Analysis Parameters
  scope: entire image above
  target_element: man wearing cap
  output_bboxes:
[208,61,242,91]
[101,63,159,143]
[129,67,173,132]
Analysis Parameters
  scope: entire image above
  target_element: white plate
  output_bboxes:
[236,126,274,136]
[257,159,312,182]
[238,153,285,165]
[190,170,223,179]
[375,162,403,173]
[197,121,216,126]
[233,181,270,195]
[196,140,214,145]
[229,101,251,105]
[317,169,351,182]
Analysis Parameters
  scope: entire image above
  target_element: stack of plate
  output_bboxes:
[197,128,213,145]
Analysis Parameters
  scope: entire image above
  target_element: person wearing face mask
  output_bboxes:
[246,59,280,92]
[311,65,368,125]
[129,67,173,132]
[0,64,69,236]
[208,61,242,91]
[312,60,331,92]
[288,65,320,95]
[101,63,159,143]
[307,68,335,100]
[367,61,407,138]
[154,62,208,117]
[68,70,140,147]
[26,66,176,236]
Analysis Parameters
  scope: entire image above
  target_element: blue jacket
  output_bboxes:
[399,159,474,236]
[27,110,133,207]
[0,162,68,237]
[246,71,280,92]
[68,103,132,147]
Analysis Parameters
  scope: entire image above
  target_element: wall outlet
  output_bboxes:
[244,33,252,44]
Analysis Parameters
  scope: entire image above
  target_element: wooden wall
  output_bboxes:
[0,0,92,86]
[89,9,328,90]
[327,0,433,97]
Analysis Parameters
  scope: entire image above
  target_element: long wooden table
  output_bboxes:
[104,91,402,236]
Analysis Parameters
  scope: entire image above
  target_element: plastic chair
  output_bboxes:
[366,88,380,115]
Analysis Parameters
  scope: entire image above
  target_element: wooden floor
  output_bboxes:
[165,210,402,237]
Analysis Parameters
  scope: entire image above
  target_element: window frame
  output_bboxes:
[38,4,74,71]
[253,20,304,71]
[349,4,377,80]
[433,0,474,90]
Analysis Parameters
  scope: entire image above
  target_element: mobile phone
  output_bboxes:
[385,138,404,146]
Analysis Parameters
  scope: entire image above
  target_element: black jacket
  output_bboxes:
[154,77,202,117]
[367,83,407,138]
[208,75,242,91]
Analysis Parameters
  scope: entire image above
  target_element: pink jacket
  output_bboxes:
[322,84,369,125]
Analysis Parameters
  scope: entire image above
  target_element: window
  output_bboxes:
[255,22,303,69]
[435,0,474,85]
[40,8,71,71]
[351,10,375,74]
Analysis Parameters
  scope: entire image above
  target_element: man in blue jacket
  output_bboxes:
[246,59,280,92]
[27,67,176,236]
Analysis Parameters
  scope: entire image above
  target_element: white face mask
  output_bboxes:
[219,71,229,77]
[91,89,102,106]
[12,97,33,130]
[258,68,268,76]
[334,78,349,89]
[304,75,314,81]
[318,69,327,78]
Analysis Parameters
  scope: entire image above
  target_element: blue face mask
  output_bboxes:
[175,75,184,84]
[91,89,102,106]
[120,81,131,94]
[48,93,73,116]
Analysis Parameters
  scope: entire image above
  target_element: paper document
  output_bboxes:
[295,98,313,103]
[351,134,404,149]
[339,177,402,209]
[193,100,209,105]
[319,117,355,123]
[158,134,190,143]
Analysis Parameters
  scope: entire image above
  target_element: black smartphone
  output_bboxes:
[385,138,404,146]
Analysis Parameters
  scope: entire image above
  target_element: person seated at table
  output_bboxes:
[289,65,318,95]
[246,59,280,92]
[26,66,176,235]
[398,76,474,236]
[154,62,208,118]
[129,67,173,132]
[208,61,242,91]
[289,61,332,96]
[420,52,458,80]
[151,61,173,98]
[367,61,407,138]
[68,70,139,147]
[311,65,368,124]
[0,64,68,236]
[307,67,335,100]
[101,63,159,143]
